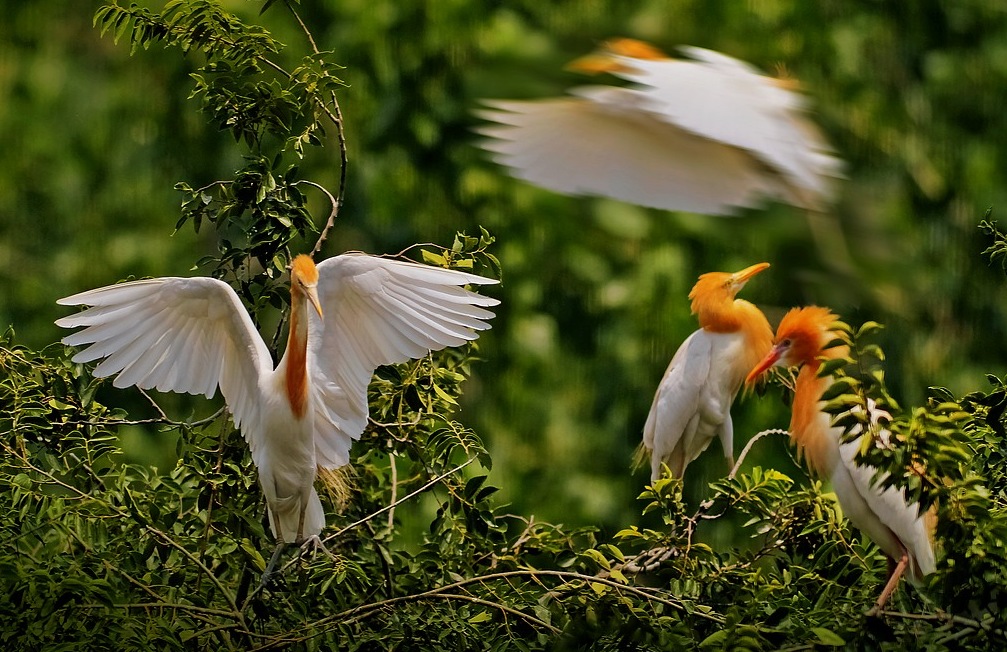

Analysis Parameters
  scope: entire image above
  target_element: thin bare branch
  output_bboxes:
[324,456,477,543]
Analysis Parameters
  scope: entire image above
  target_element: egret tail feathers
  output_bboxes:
[631,442,650,472]
[317,465,355,512]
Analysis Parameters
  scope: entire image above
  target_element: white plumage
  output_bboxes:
[818,403,936,582]
[57,253,499,544]
[477,39,842,215]
[643,330,749,481]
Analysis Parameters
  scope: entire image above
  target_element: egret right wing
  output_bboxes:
[56,278,272,446]
[643,330,715,481]
[476,87,785,215]
[309,254,499,469]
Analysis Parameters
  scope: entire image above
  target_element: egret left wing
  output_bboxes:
[309,254,499,468]
[476,88,785,215]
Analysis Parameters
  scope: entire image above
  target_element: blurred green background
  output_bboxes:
[3,0,1007,540]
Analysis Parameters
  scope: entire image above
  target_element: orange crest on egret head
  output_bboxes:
[603,38,668,60]
[745,306,839,385]
[772,306,839,366]
[567,38,668,75]
[291,254,319,285]
[290,255,322,319]
[689,262,770,318]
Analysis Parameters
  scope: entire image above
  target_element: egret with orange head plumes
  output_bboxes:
[641,262,773,481]
[746,307,935,612]
[476,38,842,215]
[57,253,499,580]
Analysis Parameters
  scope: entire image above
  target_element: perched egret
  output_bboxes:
[476,38,842,215]
[640,262,773,482]
[745,307,936,611]
[57,253,499,577]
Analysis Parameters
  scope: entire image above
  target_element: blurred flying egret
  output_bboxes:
[476,38,842,215]
[746,307,936,612]
[640,262,773,481]
[57,253,499,579]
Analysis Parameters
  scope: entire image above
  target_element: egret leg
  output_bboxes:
[867,552,909,616]
[260,542,287,589]
[295,503,307,545]
[259,507,287,589]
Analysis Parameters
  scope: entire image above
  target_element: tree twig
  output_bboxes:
[324,456,477,543]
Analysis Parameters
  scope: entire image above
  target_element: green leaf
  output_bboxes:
[812,627,846,646]
[468,611,492,624]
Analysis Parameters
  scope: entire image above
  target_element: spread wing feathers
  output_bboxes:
[837,438,937,581]
[643,330,738,481]
[309,254,499,468]
[609,47,843,208]
[56,278,272,439]
[475,88,788,215]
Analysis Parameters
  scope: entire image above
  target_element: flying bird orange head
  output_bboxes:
[290,254,323,319]
[602,38,668,60]
[746,306,839,385]
[567,38,668,75]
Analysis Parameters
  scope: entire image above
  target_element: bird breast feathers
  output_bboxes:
[655,329,748,419]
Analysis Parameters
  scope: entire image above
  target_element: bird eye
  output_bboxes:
[780,338,792,347]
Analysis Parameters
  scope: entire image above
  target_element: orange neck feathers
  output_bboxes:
[284,298,310,419]
[284,255,321,420]
[602,38,668,61]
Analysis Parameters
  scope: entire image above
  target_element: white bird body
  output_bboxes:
[477,39,842,215]
[57,253,499,544]
[800,376,935,582]
[640,262,772,481]
[644,329,750,481]
[256,362,322,544]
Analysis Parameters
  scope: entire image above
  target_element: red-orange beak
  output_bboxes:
[745,344,783,387]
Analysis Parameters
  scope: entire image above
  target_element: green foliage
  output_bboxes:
[7,1,1007,650]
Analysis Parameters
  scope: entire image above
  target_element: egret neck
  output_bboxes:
[745,306,842,475]
[284,255,324,419]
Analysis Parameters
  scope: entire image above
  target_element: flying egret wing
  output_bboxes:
[643,330,716,481]
[309,254,499,468]
[476,87,786,215]
[56,277,272,448]
[610,48,842,208]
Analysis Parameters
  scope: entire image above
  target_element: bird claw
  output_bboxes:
[298,534,336,561]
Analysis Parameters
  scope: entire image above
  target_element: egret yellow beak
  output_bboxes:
[306,285,323,319]
[732,262,771,284]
